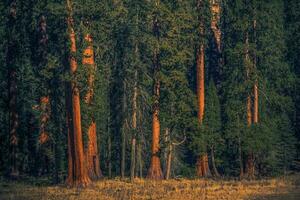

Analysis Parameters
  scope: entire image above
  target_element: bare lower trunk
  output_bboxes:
[121,125,126,179]
[211,147,220,177]
[196,154,211,177]
[85,121,102,179]
[245,153,255,179]
[147,107,163,179]
[238,136,244,178]
[165,144,172,180]
[130,138,136,181]
[137,140,143,178]
[108,134,112,178]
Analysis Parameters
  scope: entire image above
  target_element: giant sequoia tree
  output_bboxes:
[65,0,91,187]
[147,0,163,180]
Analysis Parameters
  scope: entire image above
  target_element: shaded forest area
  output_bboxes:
[0,0,299,188]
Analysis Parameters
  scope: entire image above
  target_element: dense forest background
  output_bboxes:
[0,0,299,186]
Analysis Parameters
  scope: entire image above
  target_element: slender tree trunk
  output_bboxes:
[65,0,91,187]
[210,146,220,177]
[196,0,211,178]
[7,0,19,178]
[130,69,138,182]
[108,132,112,178]
[121,81,127,179]
[82,33,102,180]
[137,140,143,178]
[147,1,163,179]
[238,136,244,178]
[165,143,172,180]
[253,20,258,125]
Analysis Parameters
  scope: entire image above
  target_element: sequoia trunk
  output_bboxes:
[130,69,138,182]
[147,1,163,179]
[196,0,211,177]
[65,0,91,187]
[83,33,102,180]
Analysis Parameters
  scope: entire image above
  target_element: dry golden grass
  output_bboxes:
[0,175,299,200]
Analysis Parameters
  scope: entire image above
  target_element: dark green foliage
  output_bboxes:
[0,0,298,181]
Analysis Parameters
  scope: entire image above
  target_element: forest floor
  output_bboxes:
[0,174,299,200]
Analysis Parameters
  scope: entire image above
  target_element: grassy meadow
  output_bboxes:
[0,174,299,200]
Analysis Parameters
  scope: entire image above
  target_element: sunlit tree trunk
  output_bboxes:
[147,0,163,179]
[82,33,102,180]
[130,67,138,182]
[196,0,211,178]
[7,0,19,178]
[65,0,91,187]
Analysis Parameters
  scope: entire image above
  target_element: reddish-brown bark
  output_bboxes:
[65,0,91,187]
[195,0,211,178]
[82,33,102,180]
[196,44,205,124]
[147,1,163,180]
[147,84,163,180]
[196,154,211,177]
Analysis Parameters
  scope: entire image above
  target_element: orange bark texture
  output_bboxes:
[66,0,91,187]
[147,82,163,180]
[83,33,102,180]
[196,2,211,176]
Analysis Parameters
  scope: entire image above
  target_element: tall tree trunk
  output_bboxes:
[82,33,102,180]
[130,68,138,182]
[65,0,91,187]
[7,0,19,178]
[147,0,163,179]
[196,0,211,178]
